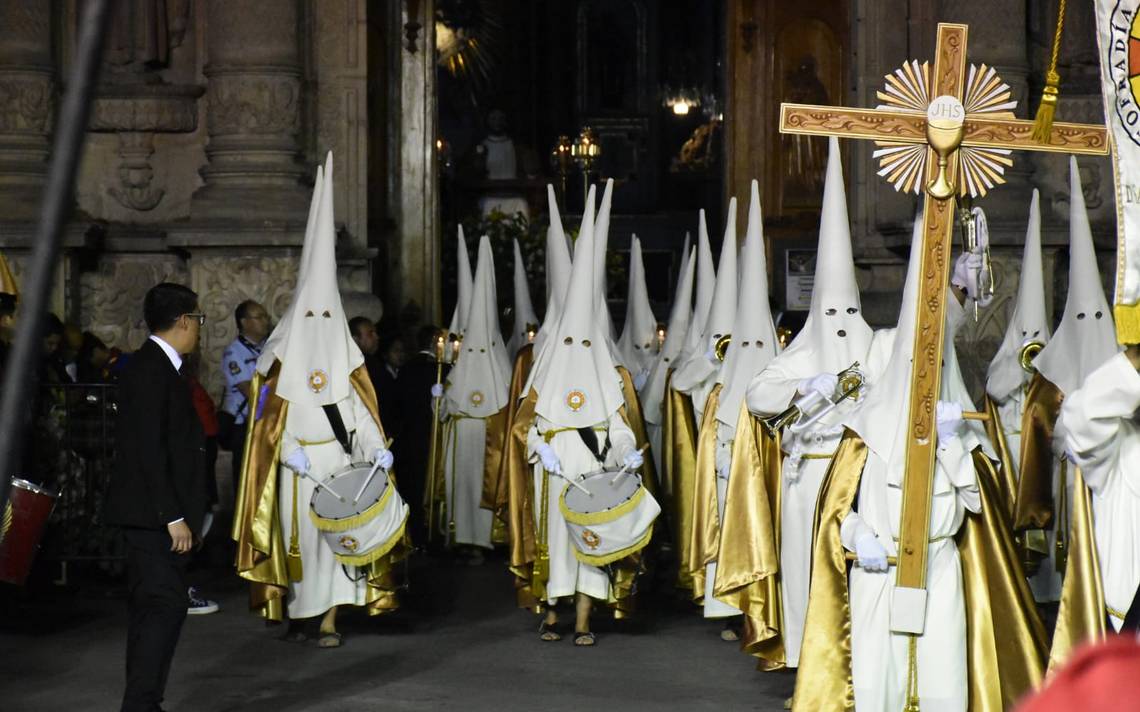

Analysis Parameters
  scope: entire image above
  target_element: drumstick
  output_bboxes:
[554,473,592,496]
[352,437,396,505]
[611,444,650,485]
[299,470,346,503]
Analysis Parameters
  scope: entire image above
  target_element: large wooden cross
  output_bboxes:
[779,22,1108,634]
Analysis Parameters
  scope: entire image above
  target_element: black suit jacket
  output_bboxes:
[104,339,208,536]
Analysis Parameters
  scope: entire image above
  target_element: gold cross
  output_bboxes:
[779,22,1107,634]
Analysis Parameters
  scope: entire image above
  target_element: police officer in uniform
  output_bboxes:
[221,300,269,493]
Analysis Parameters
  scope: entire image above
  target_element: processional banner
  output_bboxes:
[1096,0,1140,342]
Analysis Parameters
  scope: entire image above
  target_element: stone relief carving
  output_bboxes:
[108,133,164,211]
[190,254,300,393]
[206,74,301,136]
[79,254,189,355]
[0,76,54,133]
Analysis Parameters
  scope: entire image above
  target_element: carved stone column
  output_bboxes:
[388,0,440,321]
[192,0,309,222]
[0,1,55,222]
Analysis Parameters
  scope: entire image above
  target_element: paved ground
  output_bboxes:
[0,548,795,711]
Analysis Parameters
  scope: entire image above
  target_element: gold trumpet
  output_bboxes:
[1019,340,1044,374]
[761,362,865,436]
[713,333,732,362]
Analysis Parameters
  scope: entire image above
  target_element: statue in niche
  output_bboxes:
[465,108,539,219]
[104,0,192,81]
[671,118,722,173]
[781,56,829,204]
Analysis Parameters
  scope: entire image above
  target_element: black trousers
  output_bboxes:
[121,528,189,712]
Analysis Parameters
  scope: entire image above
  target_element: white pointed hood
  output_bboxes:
[508,238,540,354]
[260,152,364,407]
[986,189,1051,401]
[672,197,738,400]
[770,137,872,375]
[259,163,324,372]
[642,246,695,424]
[717,181,780,428]
[447,235,512,417]
[446,226,474,340]
[593,178,618,344]
[1034,158,1119,395]
[533,185,574,356]
[616,235,658,373]
[678,211,717,365]
[845,208,992,480]
[527,186,625,427]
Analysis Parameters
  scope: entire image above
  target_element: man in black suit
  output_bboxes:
[397,324,446,546]
[103,282,208,712]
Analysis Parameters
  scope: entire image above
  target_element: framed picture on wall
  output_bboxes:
[785,248,816,311]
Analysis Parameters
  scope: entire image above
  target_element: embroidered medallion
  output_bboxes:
[565,389,586,412]
[470,390,485,407]
[308,369,329,393]
[581,529,601,550]
[338,535,359,552]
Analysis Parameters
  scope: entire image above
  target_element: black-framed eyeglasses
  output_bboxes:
[183,313,206,326]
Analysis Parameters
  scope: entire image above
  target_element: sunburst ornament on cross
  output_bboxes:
[779,23,1108,636]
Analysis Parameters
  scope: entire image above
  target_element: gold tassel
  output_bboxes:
[1031,0,1067,144]
[904,634,921,712]
[287,472,304,582]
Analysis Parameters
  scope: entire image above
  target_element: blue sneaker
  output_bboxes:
[188,587,219,615]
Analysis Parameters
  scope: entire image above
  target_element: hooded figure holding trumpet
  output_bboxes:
[233,153,405,648]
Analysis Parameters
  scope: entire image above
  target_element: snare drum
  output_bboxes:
[558,470,660,566]
[0,478,58,586]
[309,463,408,566]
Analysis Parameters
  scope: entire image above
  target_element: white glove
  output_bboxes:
[798,372,838,398]
[951,252,992,305]
[936,400,964,442]
[283,447,310,476]
[430,383,444,398]
[632,368,650,391]
[372,447,394,470]
[536,443,562,475]
[622,449,644,471]
[854,531,889,572]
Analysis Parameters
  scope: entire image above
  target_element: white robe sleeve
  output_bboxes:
[745,365,802,417]
[350,388,385,462]
[604,413,638,468]
[840,511,876,553]
[937,434,981,513]
[1061,352,1140,494]
[526,419,544,464]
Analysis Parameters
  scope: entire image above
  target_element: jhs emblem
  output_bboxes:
[338,535,359,552]
[565,390,586,412]
[308,369,329,393]
[470,390,485,407]
[581,529,601,550]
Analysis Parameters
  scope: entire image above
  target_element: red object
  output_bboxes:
[186,374,218,437]
[0,478,57,585]
[1015,636,1140,712]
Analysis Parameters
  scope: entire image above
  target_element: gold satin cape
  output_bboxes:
[1047,467,1107,671]
[1012,373,1064,531]
[664,377,699,590]
[791,432,1047,712]
[483,344,534,517]
[502,387,646,616]
[232,362,408,622]
[686,384,723,602]
[715,401,786,669]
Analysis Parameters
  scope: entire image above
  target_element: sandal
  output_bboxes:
[280,628,309,644]
[538,620,562,642]
[317,631,343,648]
[573,631,596,647]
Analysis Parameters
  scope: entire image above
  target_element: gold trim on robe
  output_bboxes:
[687,384,723,602]
[664,379,699,590]
[1013,373,1064,531]
[232,362,408,622]
[1047,468,1107,672]
[715,401,785,669]
[791,432,1046,712]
